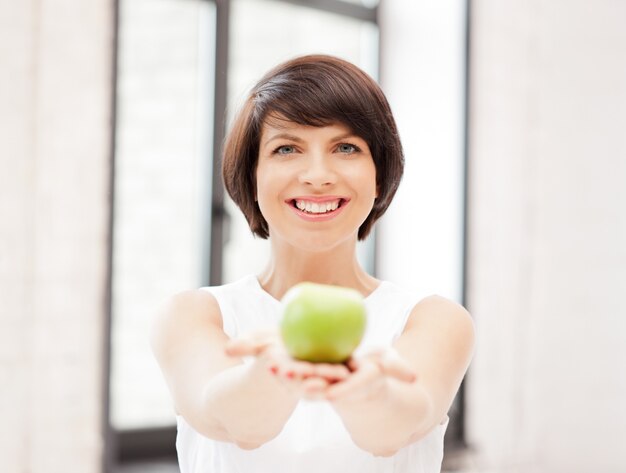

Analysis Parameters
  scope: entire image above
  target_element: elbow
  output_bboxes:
[357,397,436,457]
[370,446,401,458]
[230,433,267,450]
[351,437,404,458]
[358,429,426,457]
[229,428,282,451]
[192,416,276,450]
[359,441,403,458]
[234,439,264,450]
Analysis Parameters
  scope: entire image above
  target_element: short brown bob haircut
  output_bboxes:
[222,54,404,240]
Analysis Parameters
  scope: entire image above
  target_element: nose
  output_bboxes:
[298,154,337,188]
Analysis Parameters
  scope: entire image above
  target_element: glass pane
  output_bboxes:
[225,0,379,284]
[110,0,215,430]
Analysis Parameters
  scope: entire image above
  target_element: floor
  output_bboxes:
[114,459,179,473]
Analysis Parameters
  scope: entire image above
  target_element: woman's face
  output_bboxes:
[256,119,378,251]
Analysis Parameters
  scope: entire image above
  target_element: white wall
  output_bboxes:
[466,1,626,472]
[377,0,467,303]
[0,1,114,472]
[379,1,626,472]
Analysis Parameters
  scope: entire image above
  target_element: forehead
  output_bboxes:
[259,116,355,142]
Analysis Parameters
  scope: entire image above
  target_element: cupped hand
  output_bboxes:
[225,331,351,400]
[325,347,417,403]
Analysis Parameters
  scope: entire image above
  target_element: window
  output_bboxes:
[224,0,379,283]
[109,0,379,468]
[109,0,215,463]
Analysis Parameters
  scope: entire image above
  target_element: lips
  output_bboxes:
[286,196,349,220]
[295,199,340,213]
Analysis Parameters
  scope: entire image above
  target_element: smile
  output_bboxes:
[294,199,341,214]
[287,197,349,221]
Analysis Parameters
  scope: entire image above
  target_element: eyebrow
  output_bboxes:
[262,132,359,147]
[264,133,304,145]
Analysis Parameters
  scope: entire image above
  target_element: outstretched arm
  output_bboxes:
[326,295,475,456]
[151,290,308,448]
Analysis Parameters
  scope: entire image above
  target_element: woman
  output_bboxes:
[151,54,475,473]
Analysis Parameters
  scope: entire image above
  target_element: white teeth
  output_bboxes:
[295,199,341,214]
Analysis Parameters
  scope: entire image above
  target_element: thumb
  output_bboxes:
[376,351,417,383]
[225,332,276,357]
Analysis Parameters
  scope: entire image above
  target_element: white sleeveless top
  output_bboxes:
[176,275,449,473]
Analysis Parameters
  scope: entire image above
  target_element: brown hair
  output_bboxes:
[222,54,404,240]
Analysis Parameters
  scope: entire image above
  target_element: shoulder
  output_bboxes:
[150,288,223,359]
[405,295,475,345]
[411,294,471,318]
[161,288,223,327]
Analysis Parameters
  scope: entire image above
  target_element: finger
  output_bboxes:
[312,363,351,381]
[302,379,330,401]
[325,362,381,401]
[225,337,273,357]
[301,377,330,400]
[346,358,359,372]
[275,360,316,380]
[302,377,329,390]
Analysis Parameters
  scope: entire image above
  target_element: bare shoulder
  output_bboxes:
[149,288,239,423]
[395,295,475,438]
[150,288,223,361]
[404,295,475,347]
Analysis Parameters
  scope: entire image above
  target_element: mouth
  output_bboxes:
[288,197,349,218]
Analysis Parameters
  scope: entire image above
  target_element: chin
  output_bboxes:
[298,233,357,253]
[290,231,356,254]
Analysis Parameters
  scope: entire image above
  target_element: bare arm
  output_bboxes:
[326,295,475,456]
[150,289,301,448]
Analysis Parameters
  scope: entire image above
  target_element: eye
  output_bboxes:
[273,145,297,155]
[337,143,361,154]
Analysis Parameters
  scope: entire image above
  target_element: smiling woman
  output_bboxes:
[223,0,379,285]
[222,55,404,241]
[150,55,474,473]
[255,121,378,250]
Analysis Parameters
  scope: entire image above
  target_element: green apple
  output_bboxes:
[280,282,367,363]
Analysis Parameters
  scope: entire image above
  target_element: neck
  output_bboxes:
[257,235,378,300]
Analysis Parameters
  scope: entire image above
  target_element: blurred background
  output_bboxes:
[1,0,625,472]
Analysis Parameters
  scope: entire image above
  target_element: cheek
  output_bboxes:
[255,164,270,197]
[255,181,274,223]
[255,179,271,212]
[352,162,377,195]
[255,164,285,208]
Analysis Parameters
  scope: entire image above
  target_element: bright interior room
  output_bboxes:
[2,1,626,473]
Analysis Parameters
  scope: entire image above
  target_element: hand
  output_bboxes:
[225,331,351,400]
[325,347,417,403]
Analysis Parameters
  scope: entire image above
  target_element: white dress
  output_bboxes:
[176,275,449,473]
